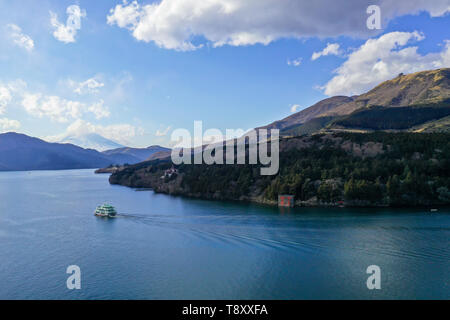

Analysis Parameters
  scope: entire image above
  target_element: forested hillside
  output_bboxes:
[110,132,450,207]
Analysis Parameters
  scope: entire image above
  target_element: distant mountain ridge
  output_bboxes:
[102,146,171,164]
[0,132,171,171]
[0,132,113,171]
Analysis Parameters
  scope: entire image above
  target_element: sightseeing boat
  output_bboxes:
[94,204,117,218]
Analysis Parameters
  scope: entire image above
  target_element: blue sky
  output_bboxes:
[0,0,449,148]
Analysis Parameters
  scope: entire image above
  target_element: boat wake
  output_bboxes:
[109,212,450,264]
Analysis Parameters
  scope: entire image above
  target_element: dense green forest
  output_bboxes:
[282,116,335,136]
[332,101,450,130]
[110,132,450,207]
[263,132,450,206]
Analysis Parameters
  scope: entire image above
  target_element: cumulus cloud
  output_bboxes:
[441,40,450,66]
[290,104,302,113]
[287,58,302,67]
[107,0,142,29]
[311,43,341,60]
[0,86,12,115]
[22,93,84,123]
[7,24,34,51]
[323,32,450,96]
[107,0,450,51]
[71,78,105,95]
[2,78,110,122]
[47,119,144,146]
[0,79,28,114]
[88,100,110,119]
[50,5,86,43]
[21,93,110,123]
[6,79,28,93]
[155,125,172,137]
[0,118,20,132]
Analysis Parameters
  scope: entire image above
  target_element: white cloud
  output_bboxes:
[107,0,450,51]
[323,32,450,96]
[6,79,28,94]
[47,119,144,146]
[22,93,85,123]
[0,87,12,115]
[0,79,27,114]
[311,43,341,60]
[290,104,302,113]
[50,5,86,43]
[441,40,450,66]
[155,125,172,137]
[287,58,302,67]
[72,78,105,95]
[107,0,142,29]
[7,24,34,52]
[2,78,110,122]
[21,93,110,123]
[0,118,20,132]
[88,100,110,119]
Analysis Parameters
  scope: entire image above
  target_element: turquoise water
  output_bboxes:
[0,169,448,299]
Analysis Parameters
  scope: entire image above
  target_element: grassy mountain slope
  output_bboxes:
[259,96,354,131]
[322,68,450,117]
[276,68,450,135]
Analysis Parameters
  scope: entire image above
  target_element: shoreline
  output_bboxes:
[116,183,447,210]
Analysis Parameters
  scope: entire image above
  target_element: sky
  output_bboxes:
[0,0,449,148]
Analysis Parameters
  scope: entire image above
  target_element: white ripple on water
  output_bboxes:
[117,212,450,263]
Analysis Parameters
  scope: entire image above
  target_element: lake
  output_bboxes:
[0,169,448,299]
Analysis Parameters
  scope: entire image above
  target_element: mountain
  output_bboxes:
[102,146,171,165]
[146,150,172,161]
[55,132,171,164]
[0,132,115,171]
[58,133,124,152]
[0,132,172,171]
[321,68,450,117]
[263,68,450,135]
[259,96,355,131]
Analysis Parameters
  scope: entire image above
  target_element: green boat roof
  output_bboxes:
[95,204,117,212]
[99,204,115,208]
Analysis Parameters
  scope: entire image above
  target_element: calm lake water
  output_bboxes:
[0,169,449,299]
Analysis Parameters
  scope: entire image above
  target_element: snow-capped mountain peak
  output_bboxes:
[58,133,124,151]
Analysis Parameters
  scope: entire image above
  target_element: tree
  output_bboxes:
[437,187,450,203]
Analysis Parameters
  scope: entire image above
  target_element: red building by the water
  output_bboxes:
[278,195,295,207]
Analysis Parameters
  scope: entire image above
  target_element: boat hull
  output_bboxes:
[94,213,109,217]
[94,212,116,218]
